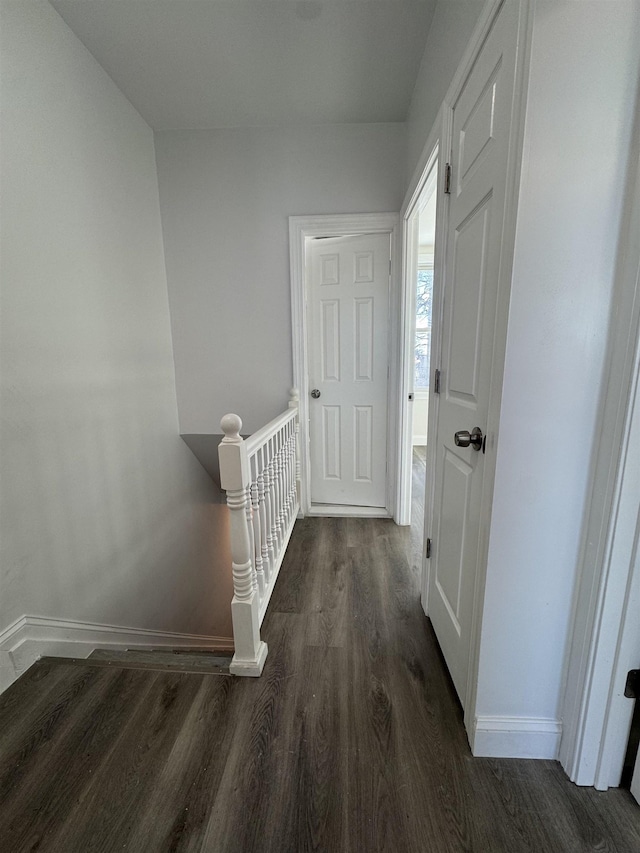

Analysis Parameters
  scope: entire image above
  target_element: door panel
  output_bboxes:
[308,233,390,507]
[428,1,520,707]
[354,298,374,381]
[320,253,339,285]
[354,252,374,282]
[321,406,341,480]
[320,300,340,381]
[436,447,474,630]
[354,406,374,481]
[457,62,501,189]
[448,200,491,402]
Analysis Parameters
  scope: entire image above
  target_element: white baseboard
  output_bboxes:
[0,615,233,695]
[471,715,562,759]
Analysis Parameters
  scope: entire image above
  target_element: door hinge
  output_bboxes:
[434,368,441,394]
[389,259,392,275]
[621,669,640,789]
[444,163,452,194]
[625,670,640,698]
[426,538,432,559]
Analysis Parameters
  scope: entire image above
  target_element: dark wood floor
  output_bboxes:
[1,458,639,851]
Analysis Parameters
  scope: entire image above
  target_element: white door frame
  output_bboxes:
[559,100,640,790]
[398,128,447,620]
[289,213,400,518]
[397,127,444,530]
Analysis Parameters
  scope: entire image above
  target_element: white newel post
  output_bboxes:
[289,388,301,512]
[219,414,268,676]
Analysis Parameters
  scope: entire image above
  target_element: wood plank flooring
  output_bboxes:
[1,465,639,851]
[85,648,233,675]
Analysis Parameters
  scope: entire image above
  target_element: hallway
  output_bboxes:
[1,509,639,850]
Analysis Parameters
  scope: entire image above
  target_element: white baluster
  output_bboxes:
[289,388,301,512]
[281,423,291,524]
[288,423,296,521]
[245,484,257,593]
[264,444,276,571]
[250,460,265,598]
[257,448,270,584]
[285,422,294,523]
[273,432,284,549]
[218,414,267,677]
[284,426,292,522]
[267,436,278,558]
[276,428,286,546]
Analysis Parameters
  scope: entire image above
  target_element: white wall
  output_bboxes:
[0,2,233,658]
[155,123,407,434]
[475,0,640,730]
[406,0,484,183]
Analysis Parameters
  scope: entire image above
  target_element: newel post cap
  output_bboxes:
[289,388,299,407]
[221,413,242,442]
[219,413,249,489]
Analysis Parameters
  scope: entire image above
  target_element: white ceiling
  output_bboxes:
[49,0,436,130]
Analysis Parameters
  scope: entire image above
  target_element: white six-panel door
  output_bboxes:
[428,0,521,707]
[307,233,390,508]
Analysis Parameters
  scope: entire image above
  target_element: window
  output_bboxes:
[414,267,433,390]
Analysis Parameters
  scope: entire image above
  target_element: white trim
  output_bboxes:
[559,101,640,788]
[289,212,401,519]
[0,615,233,694]
[472,715,562,759]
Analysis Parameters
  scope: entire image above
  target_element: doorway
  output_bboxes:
[402,162,439,587]
[399,139,442,613]
[306,232,390,510]
[410,183,437,512]
[289,213,400,518]
[412,190,437,440]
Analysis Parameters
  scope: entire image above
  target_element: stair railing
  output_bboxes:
[218,390,300,676]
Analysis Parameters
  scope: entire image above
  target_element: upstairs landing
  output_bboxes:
[1,518,638,852]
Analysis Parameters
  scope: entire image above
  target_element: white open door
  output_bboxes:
[428,0,522,708]
[307,233,390,508]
